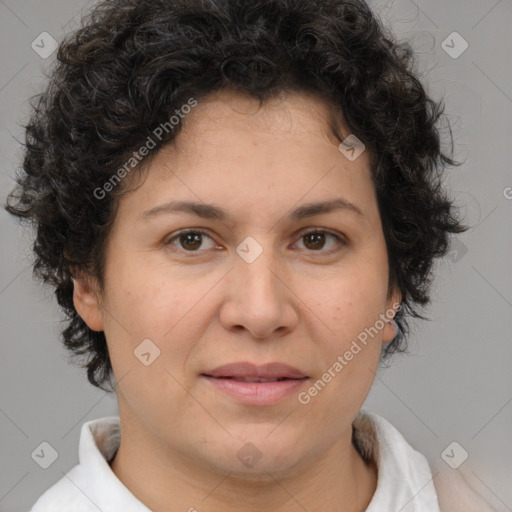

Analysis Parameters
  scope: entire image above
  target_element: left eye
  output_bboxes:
[293,230,344,253]
[164,229,344,254]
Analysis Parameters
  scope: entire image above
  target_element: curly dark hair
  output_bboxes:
[4,0,466,392]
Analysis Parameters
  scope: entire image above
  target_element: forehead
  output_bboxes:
[176,89,347,150]
[142,89,370,182]
[114,89,378,229]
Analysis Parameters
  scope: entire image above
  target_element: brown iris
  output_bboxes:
[302,232,326,250]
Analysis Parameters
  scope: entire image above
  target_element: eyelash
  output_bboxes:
[163,228,346,257]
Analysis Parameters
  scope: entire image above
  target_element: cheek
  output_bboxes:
[296,264,388,398]
[102,247,187,335]
[100,251,221,380]
[101,266,200,418]
[308,270,388,342]
[300,282,383,414]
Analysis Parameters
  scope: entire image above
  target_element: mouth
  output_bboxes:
[200,362,309,405]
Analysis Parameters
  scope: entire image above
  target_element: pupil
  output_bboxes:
[182,233,201,250]
[306,233,324,250]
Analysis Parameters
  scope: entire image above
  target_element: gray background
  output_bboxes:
[1,0,511,510]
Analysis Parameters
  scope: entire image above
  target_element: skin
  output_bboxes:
[73,89,401,512]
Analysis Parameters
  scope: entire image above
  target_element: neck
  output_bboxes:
[109,415,377,512]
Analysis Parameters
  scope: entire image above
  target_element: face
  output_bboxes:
[74,89,400,479]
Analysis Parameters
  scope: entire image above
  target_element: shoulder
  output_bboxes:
[430,458,503,512]
[30,465,95,512]
[354,411,502,512]
[30,416,123,511]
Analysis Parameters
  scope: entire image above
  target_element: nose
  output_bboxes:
[219,240,299,339]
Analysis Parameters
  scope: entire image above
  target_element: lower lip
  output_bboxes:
[201,376,308,405]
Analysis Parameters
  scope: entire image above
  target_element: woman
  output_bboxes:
[5,0,496,510]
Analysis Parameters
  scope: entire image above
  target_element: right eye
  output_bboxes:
[163,228,219,254]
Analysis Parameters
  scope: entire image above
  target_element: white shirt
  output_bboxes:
[29,411,493,511]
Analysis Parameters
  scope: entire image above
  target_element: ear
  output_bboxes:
[71,274,104,332]
[382,290,402,345]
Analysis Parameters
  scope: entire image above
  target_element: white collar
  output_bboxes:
[353,411,440,511]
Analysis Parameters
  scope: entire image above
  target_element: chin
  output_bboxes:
[202,435,311,480]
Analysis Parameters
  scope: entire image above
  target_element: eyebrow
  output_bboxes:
[139,198,364,224]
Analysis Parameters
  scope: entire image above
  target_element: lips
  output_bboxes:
[202,362,308,381]
[201,362,309,405]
